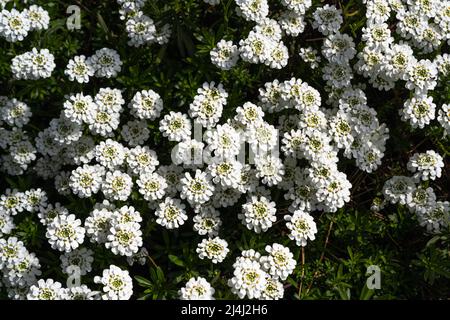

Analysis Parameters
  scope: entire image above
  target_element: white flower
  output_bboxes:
[111,205,142,226]
[193,206,222,237]
[208,158,242,188]
[265,41,289,69]
[63,93,96,125]
[254,19,282,41]
[136,172,167,202]
[0,211,15,236]
[60,248,94,276]
[322,62,353,89]
[0,9,30,42]
[46,214,86,252]
[284,210,317,247]
[106,222,143,256]
[322,32,356,64]
[121,119,149,146]
[239,196,277,233]
[407,150,444,181]
[361,23,393,49]
[312,4,343,36]
[435,53,450,77]
[65,55,95,83]
[235,102,264,127]
[88,48,122,78]
[405,59,438,94]
[154,197,187,229]
[69,164,105,198]
[278,11,305,37]
[67,135,96,165]
[23,188,47,213]
[228,258,267,299]
[299,47,321,69]
[129,89,163,120]
[94,265,133,300]
[126,14,156,47]
[0,188,25,216]
[23,5,50,30]
[189,95,224,128]
[11,48,55,80]
[84,207,113,244]
[437,104,450,135]
[95,87,125,113]
[239,31,273,64]
[400,94,436,129]
[260,243,296,280]
[49,116,82,145]
[38,203,68,226]
[61,285,99,300]
[179,277,215,300]
[126,145,159,175]
[204,123,241,157]
[281,0,312,14]
[235,0,269,22]
[210,39,240,70]
[159,111,191,142]
[27,279,63,300]
[383,43,416,80]
[406,186,437,214]
[4,250,41,287]
[260,276,284,300]
[417,201,450,234]
[102,170,133,201]
[95,139,126,169]
[254,155,284,186]
[180,170,215,205]
[316,171,352,212]
[196,237,229,264]
[0,98,31,127]
[87,108,121,137]
[0,237,27,269]
[383,176,416,205]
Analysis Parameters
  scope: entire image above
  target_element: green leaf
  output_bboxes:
[168,255,185,267]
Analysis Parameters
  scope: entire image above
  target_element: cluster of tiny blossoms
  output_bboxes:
[0,5,49,42]
[380,149,448,235]
[0,187,134,299]
[210,0,313,70]
[65,48,123,83]
[116,0,171,47]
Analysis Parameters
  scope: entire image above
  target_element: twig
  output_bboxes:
[305,221,334,295]
[298,247,305,298]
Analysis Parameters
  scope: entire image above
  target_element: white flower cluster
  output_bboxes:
[210,0,314,70]
[382,149,449,234]
[343,0,450,130]
[0,229,132,300]
[227,244,296,300]
[64,48,122,83]
[11,48,55,80]
[116,0,171,47]
[0,5,49,42]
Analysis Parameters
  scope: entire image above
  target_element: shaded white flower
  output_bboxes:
[46,214,86,252]
[94,265,133,300]
[284,210,317,247]
[154,197,187,229]
[196,237,229,264]
[239,196,277,233]
[179,277,215,300]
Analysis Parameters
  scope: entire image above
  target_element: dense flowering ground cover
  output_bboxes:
[0,0,449,300]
